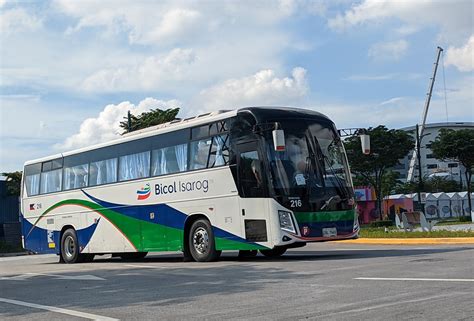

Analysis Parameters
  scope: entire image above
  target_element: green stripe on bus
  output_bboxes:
[294,209,355,223]
[215,238,266,251]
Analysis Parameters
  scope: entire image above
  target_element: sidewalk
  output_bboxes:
[340,237,474,245]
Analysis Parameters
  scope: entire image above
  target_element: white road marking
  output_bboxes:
[355,277,474,282]
[318,293,459,317]
[0,297,119,321]
[0,273,105,281]
[124,264,164,269]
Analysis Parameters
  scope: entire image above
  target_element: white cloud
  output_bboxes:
[445,35,474,72]
[380,97,405,106]
[0,7,42,35]
[368,40,408,61]
[82,48,196,92]
[328,0,472,43]
[196,67,308,111]
[54,0,301,45]
[57,98,182,150]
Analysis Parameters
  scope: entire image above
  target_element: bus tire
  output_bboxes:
[188,219,220,262]
[60,228,83,264]
[259,247,287,258]
[119,252,148,260]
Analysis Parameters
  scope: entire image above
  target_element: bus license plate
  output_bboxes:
[322,227,337,237]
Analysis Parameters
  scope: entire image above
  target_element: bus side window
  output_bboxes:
[239,150,264,197]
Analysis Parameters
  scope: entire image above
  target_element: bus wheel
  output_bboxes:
[189,219,220,262]
[60,228,83,264]
[119,252,148,260]
[259,247,287,258]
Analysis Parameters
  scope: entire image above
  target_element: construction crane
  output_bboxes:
[406,46,444,182]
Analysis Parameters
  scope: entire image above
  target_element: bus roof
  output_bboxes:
[24,106,331,166]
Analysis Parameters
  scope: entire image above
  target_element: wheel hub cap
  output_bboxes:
[64,235,75,259]
[192,227,209,254]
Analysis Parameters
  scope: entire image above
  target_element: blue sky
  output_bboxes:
[1,0,473,172]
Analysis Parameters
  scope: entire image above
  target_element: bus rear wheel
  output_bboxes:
[60,228,85,264]
[188,219,220,262]
[259,247,287,258]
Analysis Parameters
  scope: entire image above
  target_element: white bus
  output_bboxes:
[21,107,362,263]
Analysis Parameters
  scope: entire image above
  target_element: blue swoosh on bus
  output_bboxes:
[137,183,151,200]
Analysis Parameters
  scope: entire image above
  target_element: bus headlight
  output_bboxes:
[278,211,296,233]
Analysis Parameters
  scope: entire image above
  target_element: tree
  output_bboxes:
[345,126,414,219]
[431,128,474,217]
[119,107,180,134]
[2,171,22,196]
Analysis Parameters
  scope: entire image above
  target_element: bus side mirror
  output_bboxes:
[272,129,286,151]
[360,133,370,155]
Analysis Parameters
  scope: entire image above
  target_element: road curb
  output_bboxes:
[339,237,474,245]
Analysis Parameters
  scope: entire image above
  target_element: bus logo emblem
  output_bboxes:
[137,183,151,200]
[302,226,310,236]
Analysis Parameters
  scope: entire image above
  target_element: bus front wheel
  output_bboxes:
[60,228,85,264]
[259,247,287,258]
[188,219,220,262]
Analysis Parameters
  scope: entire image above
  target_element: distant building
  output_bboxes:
[393,122,474,186]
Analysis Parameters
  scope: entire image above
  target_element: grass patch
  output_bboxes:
[359,228,474,238]
[0,241,25,253]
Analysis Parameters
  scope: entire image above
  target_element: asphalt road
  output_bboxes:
[1,243,473,320]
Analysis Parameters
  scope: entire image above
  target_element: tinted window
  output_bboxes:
[89,158,117,186]
[63,164,89,190]
[189,134,230,170]
[42,161,52,172]
[191,125,209,140]
[26,174,40,196]
[24,163,41,196]
[239,150,264,197]
[52,158,63,169]
[118,151,150,181]
[40,169,62,194]
[151,144,187,176]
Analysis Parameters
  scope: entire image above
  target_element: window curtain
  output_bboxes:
[214,135,224,166]
[174,144,187,172]
[90,158,117,186]
[64,164,88,190]
[151,148,166,176]
[40,169,62,194]
[119,151,150,181]
[152,144,187,176]
[26,174,40,196]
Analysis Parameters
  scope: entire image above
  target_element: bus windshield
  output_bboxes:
[266,119,353,210]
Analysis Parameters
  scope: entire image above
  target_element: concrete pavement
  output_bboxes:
[0,243,473,320]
